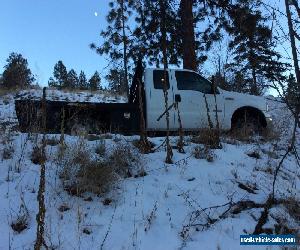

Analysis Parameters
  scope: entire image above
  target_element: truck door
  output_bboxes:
[173,70,224,130]
[145,69,176,130]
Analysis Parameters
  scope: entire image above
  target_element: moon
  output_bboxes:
[94,12,98,17]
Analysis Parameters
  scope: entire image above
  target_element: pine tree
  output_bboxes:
[285,0,300,110]
[133,0,228,70]
[91,0,134,96]
[225,2,289,95]
[66,69,78,89]
[78,71,88,90]
[286,74,300,109]
[48,77,57,88]
[89,71,101,91]
[105,68,126,94]
[51,61,68,89]
[133,0,179,67]
[2,53,35,88]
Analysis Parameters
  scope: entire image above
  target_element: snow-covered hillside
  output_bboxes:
[0,91,299,250]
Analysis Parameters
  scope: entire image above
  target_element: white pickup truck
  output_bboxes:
[143,68,272,131]
[15,63,272,134]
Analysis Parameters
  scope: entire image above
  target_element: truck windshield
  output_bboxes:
[175,71,214,94]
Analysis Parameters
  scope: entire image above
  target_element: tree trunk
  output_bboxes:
[34,88,47,250]
[121,0,129,97]
[159,0,173,164]
[180,0,198,71]
[285,0,300,85]
[251,66,258,95]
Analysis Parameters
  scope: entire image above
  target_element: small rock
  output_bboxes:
[187,177,195,182]
[83,228,91,235]
[246,151,260,159]
[102,198,112,206]
[84,197,93,202]
[58,204,70,212]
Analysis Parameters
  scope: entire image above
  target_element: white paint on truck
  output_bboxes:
[144,68,271,131]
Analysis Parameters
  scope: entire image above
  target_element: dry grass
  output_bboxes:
[0,85,37,97]
[229,122,279,143]
[31,145,46,164]
[0,88,18,97]
[2,144,14,160]
[77,160,116,194]
[109,143,143,178]
[11,198,29,233]
[59,145,117,195]
[282,197,300,222]
[95,139,106,157]
[11,214,28,233]
[191,129,221,149]
[192,145,215,162]
[58,139,143,196]
[45,137,60,146]
[85,134,101,141]
[132,139,155,153]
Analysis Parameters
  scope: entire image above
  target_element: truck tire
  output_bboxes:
[231,108,265,136]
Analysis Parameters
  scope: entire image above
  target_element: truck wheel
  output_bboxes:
[232,111,263,136]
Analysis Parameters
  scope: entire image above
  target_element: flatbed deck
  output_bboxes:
[15,99,140,134]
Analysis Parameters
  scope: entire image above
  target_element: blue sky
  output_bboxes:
[0,0,293,93]
[0,0,109,85]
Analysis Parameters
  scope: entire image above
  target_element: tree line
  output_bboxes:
[48,61,102,91]
[0,54,102,91]
[0,53,129,94]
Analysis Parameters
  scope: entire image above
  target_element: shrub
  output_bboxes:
[95,139,106,156]
[58,139,143,196]
[11,214,28,233]
[3,96,10,105]
[46,137,59,146]
[191,129,221,149]
[109,143,143,177]
[246,150,261,159]
[283,197,300,222]
[2,144,14,160]
[11,198,29,233]
[77,160,116,194]
[31,145,46,164]
[85,134,101,141]
[192,145,215,162]
[58,139,116,195]
[58,204,70,212]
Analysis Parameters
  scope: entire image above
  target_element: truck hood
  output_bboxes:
[220,89,267,112]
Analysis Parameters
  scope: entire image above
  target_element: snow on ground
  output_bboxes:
[16,88,128,103]
[0,91,299,250]
[0,94,17,124]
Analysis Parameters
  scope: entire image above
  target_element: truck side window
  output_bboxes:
[176,71,214,94]
[153,70,170,90]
